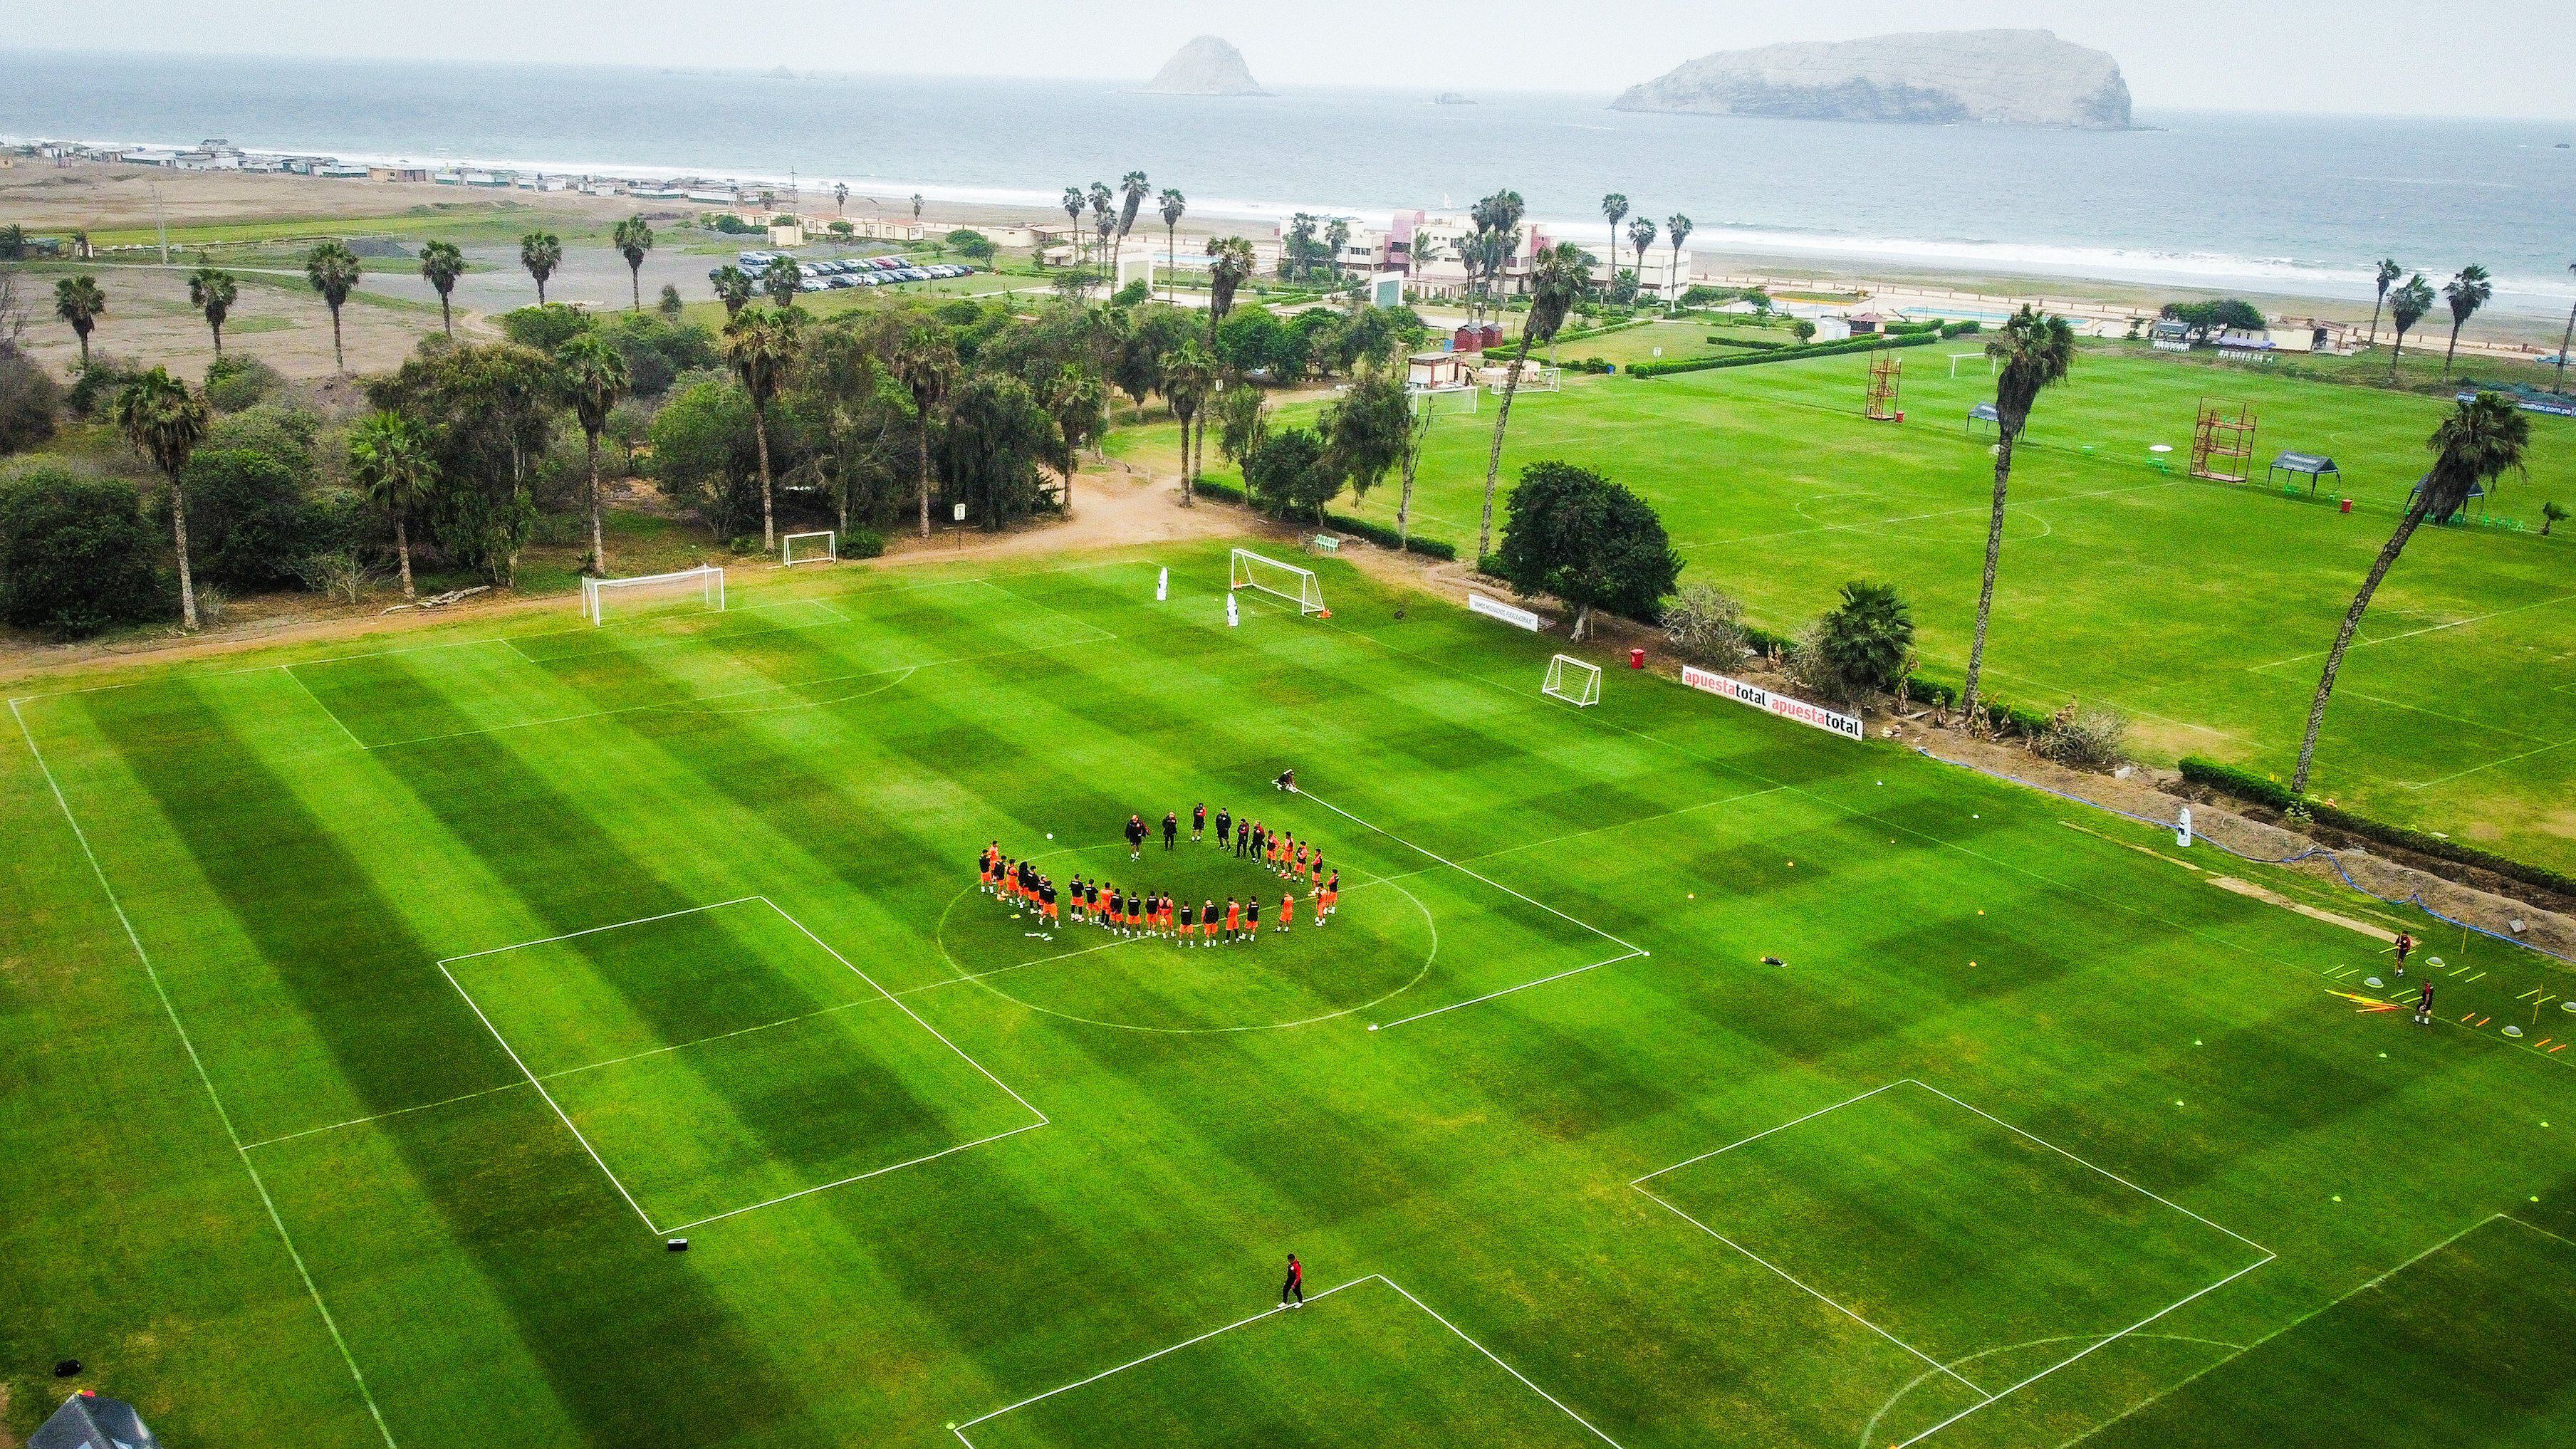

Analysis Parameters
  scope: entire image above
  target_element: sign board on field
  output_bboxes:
[954,503,968,522]
[1469,591,1544,632]
[1679,664,1865,742]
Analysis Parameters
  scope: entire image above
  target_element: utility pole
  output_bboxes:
[152,182,170,265]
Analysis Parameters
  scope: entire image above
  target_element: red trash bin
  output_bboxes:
[2340,498,2353,513]
[1629,647,1646,670]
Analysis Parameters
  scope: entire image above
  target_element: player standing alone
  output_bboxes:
[1192,802,1207,843]
[2394,931,2414,978]
[1127,813,1147,861]
[1216,807,1233,851]
[1281,1253,1304,1308]
[1164,811,1179,851]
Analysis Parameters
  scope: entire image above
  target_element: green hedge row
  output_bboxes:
[1487,318,1647,362]
[1187,479,1459,560]
[1628,330,1950,378]
[2179,756,2576,899]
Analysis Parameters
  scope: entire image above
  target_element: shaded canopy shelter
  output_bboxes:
[33,1391,163,1449]
[2409,471,2491,523]
[1966,402,2001,436]
[2266,451,2342,494]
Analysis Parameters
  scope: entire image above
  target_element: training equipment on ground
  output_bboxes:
[1865,352,1903,422]
[1231,548,1325,616]
[1543,654,1601,708]
[2266,452,2342,496]
[2191,399,2258,484]
[1949,351,1995,377]
[1470,591,1545,632]
[780,531,837,566]
[582,565,725,625]
[1157,566,1168,602]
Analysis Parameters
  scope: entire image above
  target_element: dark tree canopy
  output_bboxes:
[0,468,167,636]
[1242,425,1340,521]
[1494,460,1682,639]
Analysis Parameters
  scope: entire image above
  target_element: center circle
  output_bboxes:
[935,842,1437,1033]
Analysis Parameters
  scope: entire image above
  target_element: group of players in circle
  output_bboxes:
[979,801,1341,943]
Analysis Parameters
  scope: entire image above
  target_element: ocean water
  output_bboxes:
[6,51,2574,315]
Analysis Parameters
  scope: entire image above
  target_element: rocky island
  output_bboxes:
[1613,28,2132,130]
[1143,36,1271,97]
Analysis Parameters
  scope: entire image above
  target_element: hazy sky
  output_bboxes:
[16,1,2576,119]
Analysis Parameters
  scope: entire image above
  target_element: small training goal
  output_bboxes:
[1543,654,1600,708]
[582,565,725,625]
[781,530,837,565]
[1231,548,1327,617]
[1408,382,1479,416]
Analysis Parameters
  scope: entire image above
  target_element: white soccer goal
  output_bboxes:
[1231,548,1326,616]
[781,530,837,565]
[1408,382,1479,416]
[1543,654,1600,708]
[582,565,725,625]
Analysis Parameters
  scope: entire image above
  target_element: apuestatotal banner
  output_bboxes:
[1679,665,1865,742]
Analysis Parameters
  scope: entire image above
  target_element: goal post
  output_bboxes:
[1408,382,1479,416]
[1543,654,1600,708]
[1230,548,1327,616]
[581,565,726,625]
[781,530,837,565]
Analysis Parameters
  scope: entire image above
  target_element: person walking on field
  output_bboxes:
[1127,813,1147,861]
[2414,979,2435,1026]
[1281,1253,1304,1308]
[1192,802,1207,843]
[1164,810,1179,850]
[2393,931,2414,978]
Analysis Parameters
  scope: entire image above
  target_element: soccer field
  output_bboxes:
[7,542,2576,1447]
[1114,348,2576,872]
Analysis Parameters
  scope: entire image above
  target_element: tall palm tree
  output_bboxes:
[2439,263,2491,378]
[833,182,849,215]
[1204,237,1258,481]
[519,231,563,304]
[1469,191,1523,325]
[612,215,655,311]
[1161,342,1214,503]
[1476,241,1591,561]
[1088,183,1115,294]
[558,332,632,572]
[1158,189,1187,303]
[1115,171,1151,293]
[1601,194,1628,295]
[911,194,924,228]
[1959,305,2077,721]
[187,268,237,360]
[2384,273,2434,380]
[110,368,209,629]
[1664,214,1694,310]
[2367,258,2402,347]
[304,241,362,372]
[53,274,105,367]
[2292,392,2530,791]
[721,305,798,550]
[761,256,803,311]
[1325,219,1352,284]
[1625,216,1659,297]
[346,409,434,601]
[711,263,754,317]
[1061,187,1087,275]
[2557,261,2575,395]
[885,322,958,538]
[419,240,464,337]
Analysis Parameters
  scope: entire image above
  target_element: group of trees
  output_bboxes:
[1598,195,1693,310]
[1058,174,1179,301]
[2365,258,2492,379]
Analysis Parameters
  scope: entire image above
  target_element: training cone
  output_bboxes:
[1316,610,1331,619]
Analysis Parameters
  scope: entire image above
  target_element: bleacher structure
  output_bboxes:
[2189,399,2258,483]
[1865,353,1903,422]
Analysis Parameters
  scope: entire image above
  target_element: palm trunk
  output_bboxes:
[1397,436,1419,552]
[1476,355,1528,563]
[917,425,932,538]
[211,320,223,361]
[585,431,605,573]
[171,476,197,630]
[2367,296,2385,348]
[1572,603,1592,642]
[2293,505,2429,792]
[77,333,90,367]
[394,510,414,600]
[2389,330,2406,382]
[751,404,775,551]
[630,264,642,312]
[2443,320,2463,378]
[2559,301,2575,394]
[536,279,548,305]
[1959,427,2019,720]
[1165,224,1177,303]
[438,294,453,337]
[329,306,345,372]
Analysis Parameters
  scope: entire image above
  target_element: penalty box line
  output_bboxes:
[1293,785,1647,1032]
[950,1274,1623,1449]
[435,895,1048,1236]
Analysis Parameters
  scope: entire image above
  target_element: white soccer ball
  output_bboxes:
[1046,833,1053,839]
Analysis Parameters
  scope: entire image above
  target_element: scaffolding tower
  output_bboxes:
[2189,399,2258,483]
[1865,352,1903,422]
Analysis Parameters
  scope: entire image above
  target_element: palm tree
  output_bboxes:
[885,322,958,538]
[558,333,631,572]
[304,241,362,372]
[1476,241,1592,561]
[110,368,209,629]
[1158,189,1187,303]
[711,263,754,317]
[1088,182,1115,294]
[187,268,237,360]
[2385,273,2434,380]
[419,240,464,337]
[1959,305,2077,721]
[346,409,434,601]
[2367,259,2402,347]
[53,274,105,367]
[2439,263,2491,378]
[2293,392,2530,791]
[833,182,849,215]
[761,256,803,311]
[1161,342,1214,503]
[1626,216,1657,298]
[1115,172,1151,293]
[612,215,655,311]
[1469,191,1523,325]
[911,194,924,228]
[1206,237,1256,343]
[1601,194,1628,295]
[2557,261,2575,395]
[721,306,798,550]
[1061,187,1086,274]
[1324,218,1352,284]
[1664,214,1694,310]
[519,231,563,304]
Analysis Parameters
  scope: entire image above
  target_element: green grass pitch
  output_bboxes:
[1111,346,2576,872]
[6,541,2576,1447]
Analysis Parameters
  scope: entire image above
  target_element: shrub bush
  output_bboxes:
[0,352,60,454]
[2033,701,2130,768]
[1660,582,1751,668]
[63,356,141,419]
[1629,331,1947,378]
[0,468,167,636]
[841,525,886,560]
[202,355,284,413]
[180,446,332,590]
[1814,580,1914,696]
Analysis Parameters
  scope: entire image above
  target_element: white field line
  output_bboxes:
[279,664,372,750]
[2402,736,2576,792]
[1630,1081,1909,1186]
[657,1119,1050,1234]
[1865,1333,2249,1449]
[11,699,401,1449]
[1369,954,1638,1032]
[950,1275,1622,1449]
[2331,689,2555,744]
[1672,479,2176,552]
[238,1080,531,1152]
[2244,592,2576,672]
[2055,1213,2513,1448]
[437,896,763,966]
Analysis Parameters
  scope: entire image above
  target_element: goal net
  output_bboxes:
[781,530,836,565]
[582,565,725,625]
[1409,382,1479,416]
[1543,654,1600,708]
[1231,548,1326,616]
